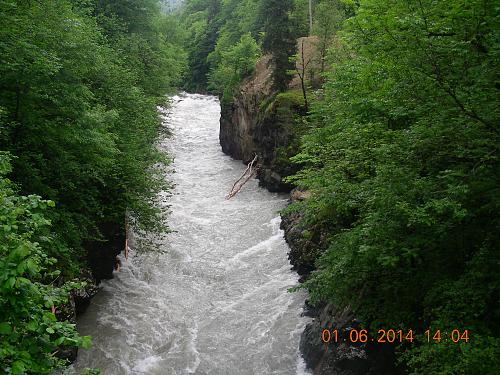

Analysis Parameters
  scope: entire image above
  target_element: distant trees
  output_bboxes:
[312,0,347,73]
[208,33,260,103]
[260,0,297,91]
[183,0,222,91]
[308,0,313,34]
[183,0,305,95]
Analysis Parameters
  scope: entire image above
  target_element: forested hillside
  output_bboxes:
[0,0,186,373]
[181,0,500,373]
[290,1,499,373]
[1,0,498,373]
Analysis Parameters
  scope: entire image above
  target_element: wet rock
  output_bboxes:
[219,55,305,193]
[219,55,273,163]
[84,220,125,282]
[280,198,399,375]
[53,271,98,363]
[280,208,325,277]
[73,270,100,315]
[300,304,400,375]
[302,299,326,318]
[58,220,123,363]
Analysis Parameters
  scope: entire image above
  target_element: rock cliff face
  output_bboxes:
[281,201,400,375]
[280,198,327,280]
[219,55,305,192]
[61,221,123,363]
[299,303,399,375]
[84,220,125,283]
[219,55,273,163]
[220,47,399,374]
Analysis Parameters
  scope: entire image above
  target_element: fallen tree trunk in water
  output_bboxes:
[226,155,258,199]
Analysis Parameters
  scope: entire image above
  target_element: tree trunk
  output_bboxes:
[309,0,313,35]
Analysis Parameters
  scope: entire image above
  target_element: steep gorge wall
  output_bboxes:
[220,48,399,375]
[219,55,305,192]
[282,201,400,375]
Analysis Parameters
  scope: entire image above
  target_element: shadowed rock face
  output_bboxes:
[280,205,325,279]
[299,303,400,375]
[219,54,305,192]
[55,269,99,363]
[219,54,272,161]
[84,220,125,283]
[219,98,256,162]
[281,198,401,375]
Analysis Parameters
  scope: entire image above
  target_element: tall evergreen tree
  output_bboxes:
[260,0,296,91]
[183,0,222,91]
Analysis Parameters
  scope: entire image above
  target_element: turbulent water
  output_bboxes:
[73,94,310,375]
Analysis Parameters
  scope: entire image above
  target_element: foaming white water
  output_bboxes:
[73,93,311,375]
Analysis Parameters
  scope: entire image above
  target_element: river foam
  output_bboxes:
[73,94,311,375]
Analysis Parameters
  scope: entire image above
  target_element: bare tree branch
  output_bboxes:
[226,155,258,199]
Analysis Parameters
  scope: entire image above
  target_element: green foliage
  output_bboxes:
[0,154,90,374]
[182,0,311,96]
[182,0,264,93]
[260,0,297,91]
[93,0,187,96]
[290,0,500,372]
[208,33,260,103]
[312,0,348,73]
[182,0,222,91]
[0,0,186,371]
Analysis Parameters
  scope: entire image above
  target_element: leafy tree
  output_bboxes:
[208,33,260,103]
[0,0,186,371]
[312,0,347,73]
[205,0,261,71]
[290,0,500,372]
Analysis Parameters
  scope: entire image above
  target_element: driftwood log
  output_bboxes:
[226,155,258,199]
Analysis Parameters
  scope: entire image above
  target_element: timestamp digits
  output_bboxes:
[321,328,470,344]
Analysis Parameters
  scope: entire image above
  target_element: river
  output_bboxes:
[73,93,310,375]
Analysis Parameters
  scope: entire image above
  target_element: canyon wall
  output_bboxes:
[220,49,399,375]
[219,55,305,192]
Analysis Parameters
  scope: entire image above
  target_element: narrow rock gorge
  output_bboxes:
[219,51,400,375]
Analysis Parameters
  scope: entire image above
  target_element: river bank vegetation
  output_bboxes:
[290,1,499,373]
[1,0,498,373]
[182,0,499,373]
[0,0,186,372]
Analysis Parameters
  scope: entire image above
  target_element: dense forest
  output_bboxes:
[0,0,186,373]
[180,0,499,373]
[1,0,498,374]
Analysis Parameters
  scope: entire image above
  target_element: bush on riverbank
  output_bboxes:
[0,0,186,372]
[289,0,500,373]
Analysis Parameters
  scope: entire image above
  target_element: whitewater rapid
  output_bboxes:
[73,94,311,375]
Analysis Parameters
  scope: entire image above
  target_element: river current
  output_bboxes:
[73,94,310,375]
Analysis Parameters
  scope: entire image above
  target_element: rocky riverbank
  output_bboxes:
[56,221,124,363]
[280,200,400,375]
[219,52,400,374]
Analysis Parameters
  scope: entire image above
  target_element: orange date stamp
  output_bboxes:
[321,328,470,344]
